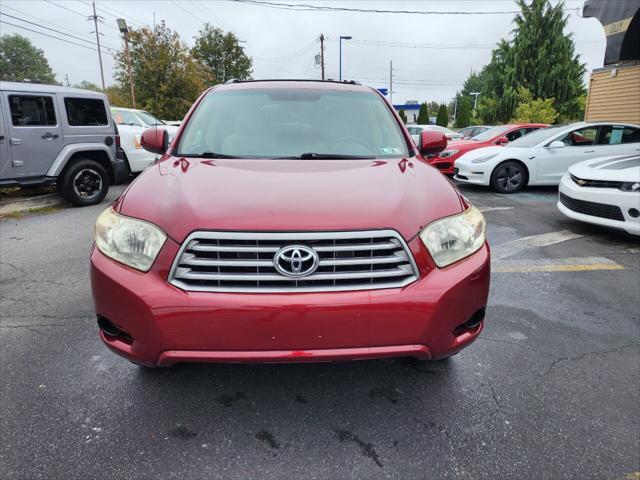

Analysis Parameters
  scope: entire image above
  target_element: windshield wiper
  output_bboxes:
[178,152,242,159]
[279,152,372,160]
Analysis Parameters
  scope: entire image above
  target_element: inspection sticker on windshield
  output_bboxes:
[379,147,403,154]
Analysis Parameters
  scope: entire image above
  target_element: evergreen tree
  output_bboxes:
[0,34,56,83]
[454,97,472,128]
[417,103,430,124]
[398,109,407,124]
[436,104,449,127]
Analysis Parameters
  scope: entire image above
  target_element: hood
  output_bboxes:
[455,145,509,163]
[445,138,496,152]
[117,157,465,243]
[569,155,640,182]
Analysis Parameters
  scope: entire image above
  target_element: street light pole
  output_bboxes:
[320,34,325,81]
[470,92,481,109]
[117,19,136,108]
[339,35,352,81]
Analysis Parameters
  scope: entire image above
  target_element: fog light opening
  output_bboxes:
[97,315,133,343]
[628,208,639,219]
[453,307,486,336]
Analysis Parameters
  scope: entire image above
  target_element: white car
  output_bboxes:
[454,122,640,193]
[558,154,640,235]
[408,125,463,144]
[111,107,180,173]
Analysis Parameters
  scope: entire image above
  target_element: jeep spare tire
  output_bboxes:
[59,158,109,206]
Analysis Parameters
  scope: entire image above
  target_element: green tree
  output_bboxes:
[510,86,559,124]
[427,101,439,117]
[191,24,252,85]
[114,21,204,120]
[398,109,407,124]
[456,0,585,123]
[454,97,472,128]
[417,103,430,124]
[73,81,101,92]
[436,104,449,127]
[105,85,132,108]
[0,34,56,83]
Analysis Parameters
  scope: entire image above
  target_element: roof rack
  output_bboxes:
[223,79,362,86]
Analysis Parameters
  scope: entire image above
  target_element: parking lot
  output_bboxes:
[0,183,638,480]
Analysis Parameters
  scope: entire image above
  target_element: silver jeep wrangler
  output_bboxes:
[0,81,128,206]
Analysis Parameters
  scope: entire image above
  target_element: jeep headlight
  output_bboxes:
[95,207,166,272]
[471,153,498,164]
[420,205,486,268]
[439,150,459,158]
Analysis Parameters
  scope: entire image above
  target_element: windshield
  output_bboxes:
[472,125,511,141]
[111,108,143,127]
[176,88,408,159]
[509,126,565,147]
[136,110,165,126]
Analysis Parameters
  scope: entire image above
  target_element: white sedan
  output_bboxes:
[558,154,640,235]
[454,122,640,193]
[408,125,463,144]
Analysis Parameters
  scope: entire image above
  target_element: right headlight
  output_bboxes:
[619,182,640,192]
[439,149,459,158]
[471,153,499,164]
[419,205,486,268]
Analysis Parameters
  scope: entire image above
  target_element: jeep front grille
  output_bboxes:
[169,231,419,292]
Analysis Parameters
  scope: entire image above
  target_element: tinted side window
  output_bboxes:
[560,127,598,146]
[64,97,108,126]
[505,128,527,142]
[599,125,640,145]
[9,95,56,126]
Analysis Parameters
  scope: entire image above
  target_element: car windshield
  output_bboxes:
[136,110,165,126]
[508,125,566,147]
[176,88,409,159]
[472,125,512,141]
[111,108,143,127]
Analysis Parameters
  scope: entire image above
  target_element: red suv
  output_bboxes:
[429,123,548,175]
[90,80,490,367]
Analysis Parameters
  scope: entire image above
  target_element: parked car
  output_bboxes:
[558,154,639,235]
[0,81,127,206]
[91,79,490,368]
[457,125,491,139]
[431,123,548,175]
[111,107,157,173]
[454,122,640,193]
[408,125,463,144]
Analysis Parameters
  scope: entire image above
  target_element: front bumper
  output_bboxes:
[452,160,491,186]
[91,237,490,366]
[557,174,640,236]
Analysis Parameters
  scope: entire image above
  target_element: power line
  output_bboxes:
[0,12,119,52]
[0,19,114,57]
[78,0,147,28]
[252,39,317,62]
[192,0,234,31]
[44,0,120,32]
[226,0,574,15]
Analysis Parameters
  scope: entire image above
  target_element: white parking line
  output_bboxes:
[491,230,583,260]
[492,256,624,273]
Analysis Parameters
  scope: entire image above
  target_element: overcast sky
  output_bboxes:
[1,0,606,104]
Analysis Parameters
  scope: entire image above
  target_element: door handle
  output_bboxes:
[0,135,4,143]
[583,150,595,153]
[41,132,59,140]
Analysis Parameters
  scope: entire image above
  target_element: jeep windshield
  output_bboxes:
[175,88,409,159]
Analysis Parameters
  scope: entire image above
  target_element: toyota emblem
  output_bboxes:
[273,245,319,277]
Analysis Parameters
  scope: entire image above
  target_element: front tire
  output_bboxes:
[58,158,109,206]
[490,161,527,193]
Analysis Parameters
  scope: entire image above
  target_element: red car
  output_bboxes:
[90,80,490,367]
[429,123,548,175]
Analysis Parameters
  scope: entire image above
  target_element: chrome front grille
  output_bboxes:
[169,231,419,292]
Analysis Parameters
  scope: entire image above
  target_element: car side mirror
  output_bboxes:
[495,136,509,145]
[548,140,566,149]
[419,130,447,156]
[140,127,169,155]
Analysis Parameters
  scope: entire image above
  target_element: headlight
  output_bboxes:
[620,182,640,192]
[133,134,142,149]
[419,205,486,268]
[95,208,167,272]
[439,150,459,158]
[471,153,498,164]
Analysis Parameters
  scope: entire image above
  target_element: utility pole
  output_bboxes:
[389,61,393,105]
[452,98,458,125]
[319,34,325,81]
[470,92,481,110]
[117,19,136,108]
[64,74,70,87]
[90,2,106,91]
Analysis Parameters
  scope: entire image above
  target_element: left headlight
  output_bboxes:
[620,182,640,192]
[439,149,459,158]
[471,153,498,164]
[419,205,486,268]
[94,207,167,272]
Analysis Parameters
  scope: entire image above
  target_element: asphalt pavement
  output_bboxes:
[1,183,638,480]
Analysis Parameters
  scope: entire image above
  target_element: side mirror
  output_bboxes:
[495,136,509,145]
[548,140,566,149]
[140,127,169,155]
[419,130,447,156]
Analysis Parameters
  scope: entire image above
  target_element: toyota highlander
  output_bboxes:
[90,80,490,367]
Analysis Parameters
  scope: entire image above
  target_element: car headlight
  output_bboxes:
[419,205,486,268]
[133,134,142,149]
[471,153,499,164]
[94,208,167,272]
[620,182,640,192]
[439,150,459,158]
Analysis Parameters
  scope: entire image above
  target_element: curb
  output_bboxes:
[0,193,66,217]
